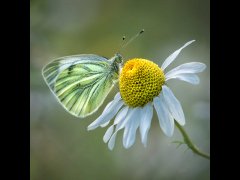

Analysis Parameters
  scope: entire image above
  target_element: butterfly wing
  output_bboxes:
[42,54,119,118]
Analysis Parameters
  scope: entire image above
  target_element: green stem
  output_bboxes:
[175,121,210,160]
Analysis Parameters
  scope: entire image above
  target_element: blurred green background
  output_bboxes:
[30,0,210,179]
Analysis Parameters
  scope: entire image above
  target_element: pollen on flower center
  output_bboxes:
[119,58,165,107]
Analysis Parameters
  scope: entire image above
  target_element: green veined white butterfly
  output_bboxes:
[42,53,123,118]
[42,30,144,118]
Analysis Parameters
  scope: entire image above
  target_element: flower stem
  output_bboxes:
[175,121,210,160]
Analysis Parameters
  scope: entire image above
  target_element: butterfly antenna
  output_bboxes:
[119,35,126,49]
[122,29,144,49]
[118,29,144,52]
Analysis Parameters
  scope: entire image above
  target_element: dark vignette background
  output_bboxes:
[30,0,210,179]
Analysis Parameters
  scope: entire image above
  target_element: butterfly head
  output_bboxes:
[114,53,123,64]
[109,53,123,74]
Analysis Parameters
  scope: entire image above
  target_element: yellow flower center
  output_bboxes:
[119,58,165,107]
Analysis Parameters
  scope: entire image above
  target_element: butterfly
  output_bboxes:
[42,53,123,118]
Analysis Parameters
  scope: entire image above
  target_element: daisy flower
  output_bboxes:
[88,40,206,150]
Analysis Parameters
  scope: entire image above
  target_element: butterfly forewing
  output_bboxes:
[43,54,108,90]
[42,54,119,118]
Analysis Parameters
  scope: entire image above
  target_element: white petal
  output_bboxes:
[153,96,174,137]
[162,86,185,125]
[103,125,114,143]
[165,62,206,78]
[102,92,120,115]
[114,92,121,101]
[104,106,128,144]
[107,108,135,150]
[114,106,129,125]
[139,103,153,147]
[100,121,110,127]
[108,132,117,150]
[88,92,121,130]
[123,108,141,148]
[166,73,200,85]
[115,108,135,131]
[102,101,113,113]
[100,92,121,118]
[87,100,124,130]
[161,40,195,70]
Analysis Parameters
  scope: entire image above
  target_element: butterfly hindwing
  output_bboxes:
[42,54,119,118]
